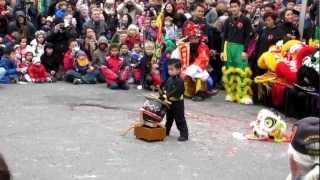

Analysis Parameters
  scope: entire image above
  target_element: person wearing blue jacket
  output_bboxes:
[0,47,26,84]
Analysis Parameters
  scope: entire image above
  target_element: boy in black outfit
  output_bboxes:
[160,59,189,142]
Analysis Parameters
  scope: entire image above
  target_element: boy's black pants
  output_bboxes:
[165,100,189,138]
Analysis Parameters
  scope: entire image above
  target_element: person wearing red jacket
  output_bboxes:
[100,44,129,90]
[63,39,79,73]
[125,24,141,50]
[28,59,50,83]
[23,47,50,83]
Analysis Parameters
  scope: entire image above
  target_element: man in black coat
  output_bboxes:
[46,17,78,56]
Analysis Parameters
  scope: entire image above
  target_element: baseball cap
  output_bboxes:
[291,117,320,156]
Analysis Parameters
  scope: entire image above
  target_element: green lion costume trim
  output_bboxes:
[222,41,253,104]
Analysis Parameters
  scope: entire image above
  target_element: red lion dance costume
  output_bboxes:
[255,40,317,107]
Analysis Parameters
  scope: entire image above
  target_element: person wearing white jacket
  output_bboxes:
[30,30,46,63]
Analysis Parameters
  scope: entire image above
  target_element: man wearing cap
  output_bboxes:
[8,10,36,41]
[287,117,320,180]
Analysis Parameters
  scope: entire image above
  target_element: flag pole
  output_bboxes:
[298,0,307,40]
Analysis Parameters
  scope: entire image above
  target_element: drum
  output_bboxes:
[141,96,169,126]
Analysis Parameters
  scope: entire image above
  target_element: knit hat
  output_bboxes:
[32,57,41,64]
[75,50,87,58]
[291,117,320,156]
[44,42,55,49]
[131,52,142,62]
[128,24,139,32]
[35,30,45,38]
[98,36,108,46]
[75,50,89,67]
[16,11,26,18]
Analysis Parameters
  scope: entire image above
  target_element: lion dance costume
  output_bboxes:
[222,42,253,104]
[255,40,319,110]
[222,15,253,104]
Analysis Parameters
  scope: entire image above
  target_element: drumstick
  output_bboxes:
[121,120,144,136]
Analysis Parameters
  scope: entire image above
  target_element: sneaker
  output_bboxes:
[50,77,57,83]
[239,96,253,105]
[192,95,204,102]
[17,81,28,85]
[225,95,233,102]
[108,83,119,89]
[207,89,219,96]
[47,78,53,83]
[73,78,82,85]
[24,75,32,82]
[11,78,18,84]
[166,129,170,136]
[119,83,130,90]
[88,78,97,84]
[137,85,143,90]
[216,82,225,90]
[178,136,188,141]
[128,77,134,84]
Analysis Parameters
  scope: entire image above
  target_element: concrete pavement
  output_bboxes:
[0,83,291,180]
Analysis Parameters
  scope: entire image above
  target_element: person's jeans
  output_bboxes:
[0,68,6,80]
[64,69,99,83]
[0,68,18,84]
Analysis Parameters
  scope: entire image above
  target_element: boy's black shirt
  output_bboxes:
[160,75,184,102]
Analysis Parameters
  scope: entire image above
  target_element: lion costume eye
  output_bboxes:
[264,117,276,128]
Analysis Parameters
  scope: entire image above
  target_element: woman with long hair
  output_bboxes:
[279,9,300,42]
